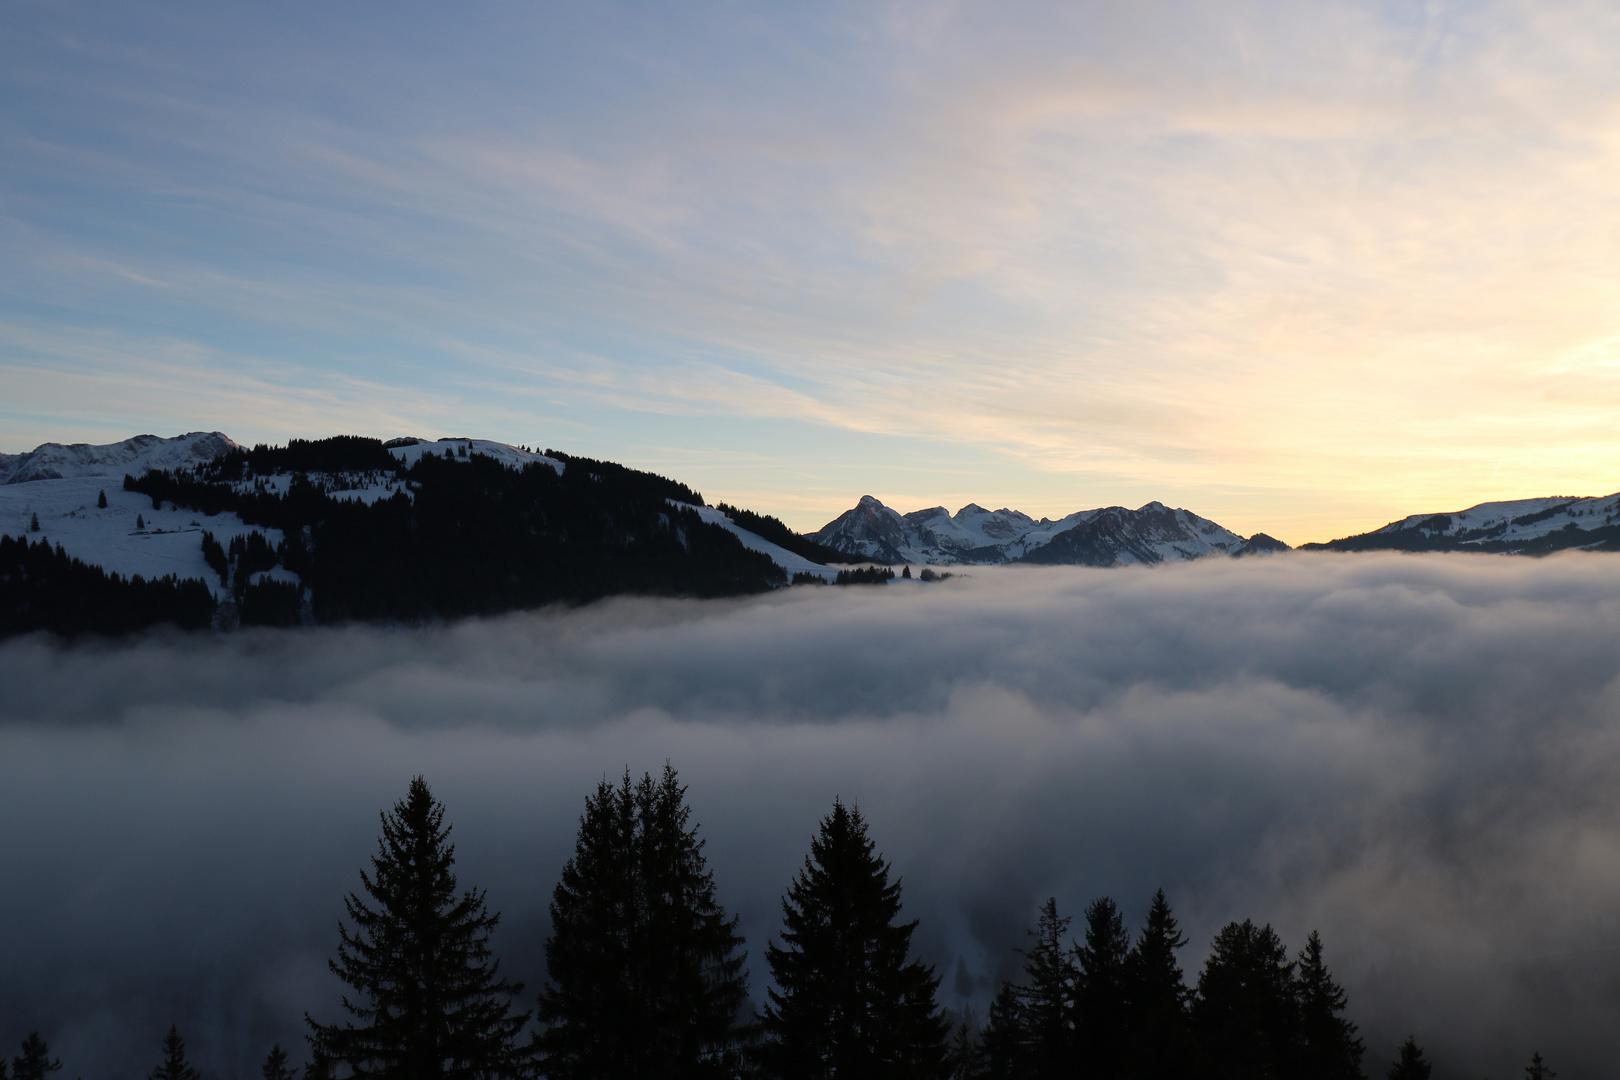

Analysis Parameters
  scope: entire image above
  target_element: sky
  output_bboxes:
[4,555,1619,1078]
[4,1,1620,542]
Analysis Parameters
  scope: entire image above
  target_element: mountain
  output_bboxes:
[1306,492,1620,554]
[809,495,1280,566]
[0,432,238,484]
[2,433,843,638]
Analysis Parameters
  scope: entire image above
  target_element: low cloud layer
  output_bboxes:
[4,555,1619,1077]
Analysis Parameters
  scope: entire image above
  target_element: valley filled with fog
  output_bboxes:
[3,554,1618,1078]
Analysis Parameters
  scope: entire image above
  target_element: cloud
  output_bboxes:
[9,2,1620,536]
[2,553,1619,1077]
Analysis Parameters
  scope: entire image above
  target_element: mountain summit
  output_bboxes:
[809,495,1285,566]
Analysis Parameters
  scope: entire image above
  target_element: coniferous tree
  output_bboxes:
[308,776,530,1080]
[1385,1036,1430,1080]
[944,1020,984,1080]
[98,489,108,509]
[28,513,39,532]
[1121,890,1192,1080]
[150,1027,200,1080]
[1294,931,1363,1080]
[980,982,1030,1080]
[1524,1052,1555,1079]
[1191,920,1298,1080]
[1073,897,1129,1077]
[1018,898,1076,1080]
[759,799,948,1080]
[262,1044,299,1080]
[12,1033,61,1080]
[538,766,748,1080]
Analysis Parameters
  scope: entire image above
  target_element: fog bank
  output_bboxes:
[3,555,1619,1078]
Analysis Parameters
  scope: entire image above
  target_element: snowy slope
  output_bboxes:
[0,433,274,596]
[687,504,836,581]
[810,495,1262,566]
[0,432,238,484]
[0,476,276,599]
[386,436,564,474]
[1317,491,1620,552]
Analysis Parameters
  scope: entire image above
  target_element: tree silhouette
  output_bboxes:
[979,981,1029,1080]
[149,1027,200,1080]
[11,1033,61,1080]
[1122,889,1193,1080]
[1524,1051,1556,1079]
[1295,931,1364,1079]
[759,799,948,1080]
[308,777,530,1080]
[1386,1036,1431,1080]
[1073,896,1129,1076]
[538,766,749,1080]
[1192,920,1299,1079]
[261,1044,299,1080]
[1018,898,1075,1080]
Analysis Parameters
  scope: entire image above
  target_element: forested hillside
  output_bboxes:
[118,437,785,627]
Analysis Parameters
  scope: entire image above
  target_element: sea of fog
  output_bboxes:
[3,554,1619,1079]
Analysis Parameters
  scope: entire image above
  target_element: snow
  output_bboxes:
[0,432,239,485]
[809,496,1246,566]
[245,472,408,505]
[0,476,277,599]
[386,437,564,475]
[1371,491,1620,545]
[684,503,837,581]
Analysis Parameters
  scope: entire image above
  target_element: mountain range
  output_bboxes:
[3,431,1618,637]
[809,494,1290,566]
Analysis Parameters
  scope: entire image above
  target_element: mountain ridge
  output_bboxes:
[808,494,1283,566]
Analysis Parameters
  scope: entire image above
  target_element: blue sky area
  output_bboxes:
[4,0,1620,541]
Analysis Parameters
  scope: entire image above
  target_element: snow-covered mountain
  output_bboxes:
[809,495,1284,566]
[1311,492,1620,554]
[0,432,238,485]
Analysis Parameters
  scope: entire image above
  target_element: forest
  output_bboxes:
[3,771,1560,1080]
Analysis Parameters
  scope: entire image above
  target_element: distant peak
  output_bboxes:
[856,495,886,508]
[955,503,989,517]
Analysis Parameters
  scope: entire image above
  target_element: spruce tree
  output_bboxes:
[29,513,39,533]
[150,1027,200,1080]
[1524,1052,1556,1079]
[12,1033,61,1080]
[1191,920,1299,1080]
[979,982,1029,1080]
[1018,898,1075,1080]
[759,799,948,1080]
[538,765,749,1080]
[1386,1036,1430,1080]
[1295,931,1364,1080]
[1073,897,1129,1077]
[98,490,108,509]
[308,776,530,1080]
[262,1044,299,1080]
[944,1020,984,1080]
[1121,890,1193,1080]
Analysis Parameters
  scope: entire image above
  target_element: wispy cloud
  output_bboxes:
[5,1,1620,536]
